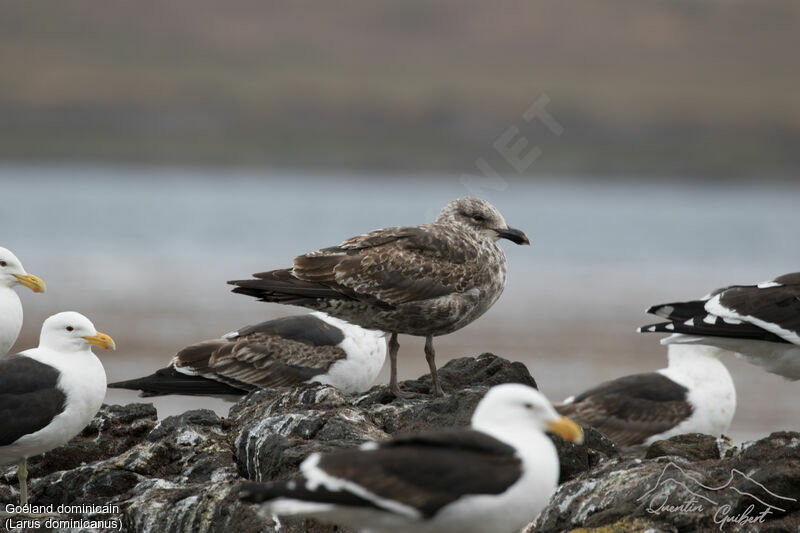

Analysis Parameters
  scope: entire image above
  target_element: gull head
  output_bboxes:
[39,311,116,353]
[437,198,530,245]
[0,247,46,293]
[472,383,583,444]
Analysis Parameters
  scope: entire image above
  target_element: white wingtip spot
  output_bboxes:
[665,324,675,331]
[757,281,781,289]
[684,318,695,326]
[703,314,717,325]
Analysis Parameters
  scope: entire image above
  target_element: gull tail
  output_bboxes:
[638,318,789,344]
[228,268,343,305]
[645,300,707,321]
[108,367,247,397]
[238,479,381,511]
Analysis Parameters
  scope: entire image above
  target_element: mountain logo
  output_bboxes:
[637,462,796,530]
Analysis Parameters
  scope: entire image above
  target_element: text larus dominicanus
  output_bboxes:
[239,383,582,533]
[108,312,386,397]
[0,247,46,356]
[556,344,736,446]
[639,272,800,380]
[229,197,529,398]
[0,312,114,514]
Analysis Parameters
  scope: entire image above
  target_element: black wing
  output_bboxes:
[556,372,692,446]
[712,273,800,343]
[235,315,345,346]
[239,429,522,518]
[0,355,67,446]
[641,272,800,345]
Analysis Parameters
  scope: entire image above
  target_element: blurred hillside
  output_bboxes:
[2,1,799,176]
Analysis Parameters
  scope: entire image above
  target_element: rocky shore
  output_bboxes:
[1,353,798,533]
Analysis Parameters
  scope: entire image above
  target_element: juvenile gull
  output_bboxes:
[229,197,529,397]
[0,247,46,356]
[108,312,387,397]
[238,384,583,533]
[556,344,736,446]
[0,312,114,513]
[639,272,800,380]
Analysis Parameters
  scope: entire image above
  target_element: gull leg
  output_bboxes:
[425,335,444,397]
[18,460,28,507]
[0,460,61,519]
[0,461,29,518]
[388,333,412,399]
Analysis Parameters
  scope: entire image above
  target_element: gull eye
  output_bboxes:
[523,402,534,410]
[471,214,486,222]
[66,326,74,332]
[0,261,6,267]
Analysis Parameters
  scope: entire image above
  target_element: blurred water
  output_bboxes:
[2,165,799,443]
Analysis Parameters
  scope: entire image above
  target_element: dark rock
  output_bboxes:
[552,426,620,483]
[231,353,534,483]
[29,403,158,479]
[0,354,526,532]
[525,517,678,533]
[402,352,538,393]
[645,433,722,462]
[123,482,264,533]
[1,402,248,532]
[2,355,797,533]
[532,432,800,533]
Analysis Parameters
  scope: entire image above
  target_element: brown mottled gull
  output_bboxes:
[228,197,530,397]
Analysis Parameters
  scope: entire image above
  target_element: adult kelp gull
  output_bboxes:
[239,384,582,533]
[109,312,386,397]
[0,312,114,514]
[0,247,46,356]
[556,344,736,446]
[640,272,800,380]
[229,197,530,398]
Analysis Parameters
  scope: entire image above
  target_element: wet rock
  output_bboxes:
[0,354,532,533]
[0,405,250,533]
[645,433,722,462]
[552,427,620,483]
[2,355,797,533]
[29,403,158,480]
[230,352,535,482]
[532,431,800,533]
[402,352,538,394]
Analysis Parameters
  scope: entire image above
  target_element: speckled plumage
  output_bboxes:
[229,197,530,396]
[109,313,387,396]
[175,332,348,390]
